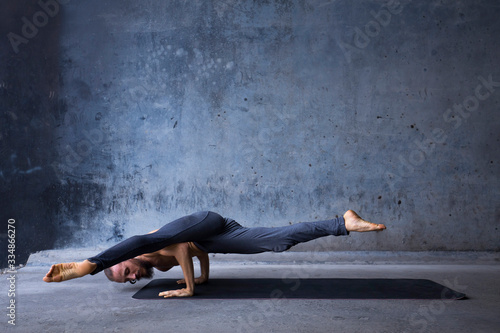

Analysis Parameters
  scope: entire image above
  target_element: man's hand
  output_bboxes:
[159,288,194,298]
[176,276,208,285]
[43,260,96,282]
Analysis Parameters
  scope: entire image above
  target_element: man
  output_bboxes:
[43,210,386,297]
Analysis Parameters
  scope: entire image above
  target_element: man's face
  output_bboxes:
[110,258,154,283]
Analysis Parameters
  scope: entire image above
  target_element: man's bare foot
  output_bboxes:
[343,210,386,232]
[43,262,80,282]
[43,260,97,282]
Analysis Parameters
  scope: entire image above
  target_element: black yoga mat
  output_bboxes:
[132,278,466,300]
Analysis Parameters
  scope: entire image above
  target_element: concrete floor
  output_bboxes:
[1,250,500,333]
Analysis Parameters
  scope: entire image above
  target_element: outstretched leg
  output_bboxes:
[195,211,384,254]
[86,211,225,275]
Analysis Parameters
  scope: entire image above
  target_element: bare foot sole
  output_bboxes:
[343,210,386,232]
[43,262,80,282]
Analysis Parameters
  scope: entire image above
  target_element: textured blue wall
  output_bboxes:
[2,0,499,260]
[1,0,63,267]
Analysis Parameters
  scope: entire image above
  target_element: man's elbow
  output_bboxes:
[175,242,191,256]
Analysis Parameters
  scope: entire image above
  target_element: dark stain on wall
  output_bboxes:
[0,0,63,268]
[41,181,106,247]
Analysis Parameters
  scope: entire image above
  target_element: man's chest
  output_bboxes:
[152,255,179,271]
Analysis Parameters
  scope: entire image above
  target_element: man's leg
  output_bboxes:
[87,211,226,274]
[195,215,348,254]
[195,210,385,254]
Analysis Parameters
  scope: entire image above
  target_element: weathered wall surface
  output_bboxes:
[1,0,499,266]
[1,0,63,267]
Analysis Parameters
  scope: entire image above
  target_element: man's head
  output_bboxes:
[104,258,154,283]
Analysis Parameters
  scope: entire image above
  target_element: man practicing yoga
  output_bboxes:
[43,210,386,297]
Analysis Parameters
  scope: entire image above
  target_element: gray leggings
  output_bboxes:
[88,211,349,275]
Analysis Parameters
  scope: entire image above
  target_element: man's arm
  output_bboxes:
[196,252,210,284]
[176,251,210,285]
[159,243,195,298]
